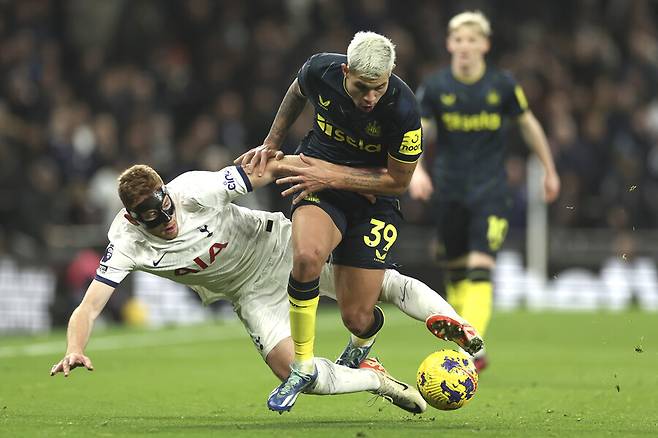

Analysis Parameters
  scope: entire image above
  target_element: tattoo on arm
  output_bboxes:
[339,167,393,192]
[339,162,415,193]
[343,172,385,189]
[266,81,307,146]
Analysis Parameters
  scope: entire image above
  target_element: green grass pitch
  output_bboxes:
[1,308,656,437]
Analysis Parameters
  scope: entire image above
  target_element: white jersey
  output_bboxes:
[95,166,292,304]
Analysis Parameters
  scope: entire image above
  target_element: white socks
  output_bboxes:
[306,358,379,395]
[303,269,461,396]
[350,333,376,348]
[379,269,460,321]
[293,358,316,374]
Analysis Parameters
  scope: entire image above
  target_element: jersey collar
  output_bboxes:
[452,64,487,85]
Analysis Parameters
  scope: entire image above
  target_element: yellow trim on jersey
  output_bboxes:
[343,77,352,98]
[514,85,529,110]
[398,128,422,156]
[388,152,419,164]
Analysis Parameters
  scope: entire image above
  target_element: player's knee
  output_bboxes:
[340,308,373,337]
[379,269,398,300]
[293,247,326,277]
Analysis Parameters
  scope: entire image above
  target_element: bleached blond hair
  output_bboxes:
[346,31,396,80]
[448,10,491,37]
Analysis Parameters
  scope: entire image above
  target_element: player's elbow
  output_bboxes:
[390,176,414,196]
[389,184,408,196]
[72,302,98,322]
[374,182,406,196]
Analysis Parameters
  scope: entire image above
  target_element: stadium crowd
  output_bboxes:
[1,0,657,265]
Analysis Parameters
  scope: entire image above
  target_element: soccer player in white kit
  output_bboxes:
[50,156,482,414]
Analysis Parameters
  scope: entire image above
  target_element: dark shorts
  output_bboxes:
[291,189,402,269]
[436,195,512,260]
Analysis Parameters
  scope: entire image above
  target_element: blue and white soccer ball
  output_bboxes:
[416,349,479,410]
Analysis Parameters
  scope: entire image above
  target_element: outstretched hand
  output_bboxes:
[50,353,94,377]
[234,144,284,176]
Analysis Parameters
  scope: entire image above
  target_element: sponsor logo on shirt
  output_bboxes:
[101,244,114,262]
[316,114,382,153]
[223,169,237,190]
[398,128,422,156]
[441,112,501,132]
[174,242,228,276]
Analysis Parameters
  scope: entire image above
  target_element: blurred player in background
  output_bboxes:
[411,11,560,370]
[50,158,482,414]
[237,31,424,411]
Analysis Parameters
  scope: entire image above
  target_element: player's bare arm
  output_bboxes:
[234,79,307,176]
[409,157,433,201]
[276,153,417,204]
[245,155,308,190]
[409,117,436,201]
[50,280,115,377]
[517,111,561,203]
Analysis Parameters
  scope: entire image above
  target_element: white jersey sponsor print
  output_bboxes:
[96,166,291,304]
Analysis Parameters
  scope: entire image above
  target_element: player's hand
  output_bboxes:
[276,154,338,205]
[409,166,433,201]
[544,170,561,203]
[234,144,283,176]
[50,353,94,377]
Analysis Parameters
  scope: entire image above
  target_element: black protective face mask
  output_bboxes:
[129,187,175,229]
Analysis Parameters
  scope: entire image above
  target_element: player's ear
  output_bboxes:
[482,37,491,54]
[124,213,140,226]
[341,63,349,76]
[445,38,453,54]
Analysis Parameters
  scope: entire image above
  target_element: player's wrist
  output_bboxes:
[262,137,281,151]
[65,346,84,355]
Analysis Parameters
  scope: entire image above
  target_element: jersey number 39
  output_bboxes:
[363,219,398,261]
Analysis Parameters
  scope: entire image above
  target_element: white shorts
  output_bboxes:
[232,251,339,360]
[232,245,292,360]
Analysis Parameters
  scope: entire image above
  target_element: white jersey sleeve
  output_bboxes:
[168,166,252,209]
[95,242,136,288]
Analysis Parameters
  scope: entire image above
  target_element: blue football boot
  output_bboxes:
[267,365,318,413]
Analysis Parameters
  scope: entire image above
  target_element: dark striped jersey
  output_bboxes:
[296,53,422,168]
[417,66,528,202]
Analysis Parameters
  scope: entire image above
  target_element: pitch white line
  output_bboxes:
[0,307,410,359]
[0,324,244,358]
